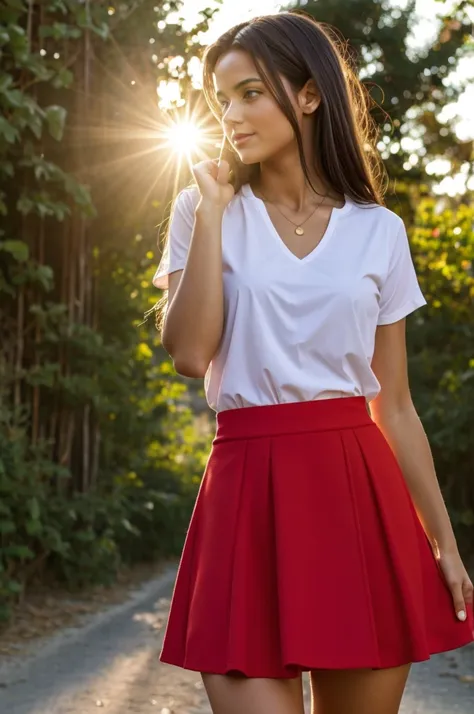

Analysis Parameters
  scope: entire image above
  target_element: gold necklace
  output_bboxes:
[258,190,328,235]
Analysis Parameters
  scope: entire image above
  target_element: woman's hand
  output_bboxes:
[437,549,473,621]
[192,158,234,211]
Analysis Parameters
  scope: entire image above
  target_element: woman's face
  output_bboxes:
[213,49,302,165]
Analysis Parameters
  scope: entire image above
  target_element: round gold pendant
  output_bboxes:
[295,226,304,236]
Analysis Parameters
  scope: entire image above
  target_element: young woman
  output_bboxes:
[152,11,473,714]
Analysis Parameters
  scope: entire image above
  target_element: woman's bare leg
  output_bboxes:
[201,672,305,714]
[310,664,411,714]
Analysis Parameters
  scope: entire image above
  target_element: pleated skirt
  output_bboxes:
[159,396,474,678]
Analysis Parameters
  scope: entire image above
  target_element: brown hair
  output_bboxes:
[154,11,387,330]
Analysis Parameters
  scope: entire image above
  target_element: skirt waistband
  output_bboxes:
[213,396,373,443]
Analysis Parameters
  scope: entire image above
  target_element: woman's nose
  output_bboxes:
[223,101,244,125]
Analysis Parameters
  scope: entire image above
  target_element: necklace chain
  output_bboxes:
[257,189,329,235]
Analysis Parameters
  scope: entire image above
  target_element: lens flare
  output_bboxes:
[165,121,203,155]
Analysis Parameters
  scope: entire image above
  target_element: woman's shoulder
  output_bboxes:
[169,185,201,224]
[349,196,404,230]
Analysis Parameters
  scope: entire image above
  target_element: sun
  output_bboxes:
[165,121,203,155]
[150,105,221,196]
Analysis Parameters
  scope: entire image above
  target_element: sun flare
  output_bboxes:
[165,121,203,155]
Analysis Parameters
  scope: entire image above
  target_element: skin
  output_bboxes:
[214,49,344,211]
[163,48,473,714]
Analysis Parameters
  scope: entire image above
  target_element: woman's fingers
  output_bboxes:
[191,158,234,208]
[192,159,217,181]
[462,576,474,608]
[450,580,467,621]
[438,551,472,621]
[216,159,230,185]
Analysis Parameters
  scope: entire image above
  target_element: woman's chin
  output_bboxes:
[236,148,266,165]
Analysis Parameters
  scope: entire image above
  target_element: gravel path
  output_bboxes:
[0,564,472,714]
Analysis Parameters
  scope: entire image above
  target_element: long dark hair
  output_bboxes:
[154,11,387,330]
[202,11,387,203]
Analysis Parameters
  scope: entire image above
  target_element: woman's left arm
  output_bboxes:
[370,318,473,621]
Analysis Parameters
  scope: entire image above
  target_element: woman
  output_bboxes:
[152,11,473,714]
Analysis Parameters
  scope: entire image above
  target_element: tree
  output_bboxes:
[0,0,216,620]
[289,0,473,213]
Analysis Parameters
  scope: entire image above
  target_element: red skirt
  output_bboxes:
[159,396,474,678]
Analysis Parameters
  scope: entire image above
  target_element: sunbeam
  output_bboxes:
[165,121,203,156]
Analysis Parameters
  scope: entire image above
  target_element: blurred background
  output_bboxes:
[1,0,473,627]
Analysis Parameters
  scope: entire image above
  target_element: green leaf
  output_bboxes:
[0,115,20,143]
[40,23,82,40]
[52,67,74,89]
[40,23,69,39]
[49,0,68,13]
[28,497,40,521]
[25,519,42,536]
[27,57,54,82]
[92,23,110,40]
[121,518,140,536]
[0,240,29,262]
[17,194,70,221]
[25,363,60,388]
[0,160,14,178]
[2,545,35,560]
[9,22,25,37]
[16,195,34,215]
[6,580,22,594]
[44,105,67,141]
[0,74,13,92]
[34,265,54,290]
[63,177,95,215]
[3,88,28,108]
[27,112,43,139]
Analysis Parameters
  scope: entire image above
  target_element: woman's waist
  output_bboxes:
[213,395,373,443]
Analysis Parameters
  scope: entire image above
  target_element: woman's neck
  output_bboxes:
[252,153,340,211]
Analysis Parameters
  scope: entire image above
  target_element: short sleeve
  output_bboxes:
[152,187,199,290]
[377,220,427,325]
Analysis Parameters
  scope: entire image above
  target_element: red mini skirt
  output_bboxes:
[159,396,474,678]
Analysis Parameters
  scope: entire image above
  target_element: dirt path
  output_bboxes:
[0,564,472,713]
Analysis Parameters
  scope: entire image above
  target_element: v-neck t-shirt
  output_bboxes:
[153,183,427,413]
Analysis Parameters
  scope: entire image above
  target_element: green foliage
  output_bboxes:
[0,239,29,262]
[0,375,210,619]
[0,0,217,623]
[292,0,473,193]
[408,197,474,551]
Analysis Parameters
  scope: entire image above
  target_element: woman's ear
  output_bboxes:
[298,79,320,115]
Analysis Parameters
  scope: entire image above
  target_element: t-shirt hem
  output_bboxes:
[377,296,427,325]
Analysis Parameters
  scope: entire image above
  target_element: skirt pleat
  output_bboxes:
[159,397,474,678]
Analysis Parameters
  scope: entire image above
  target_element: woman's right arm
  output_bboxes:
[161,159,234,377]
[162,202,225,377]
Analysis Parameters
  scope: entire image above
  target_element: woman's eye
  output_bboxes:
[218,90,260,113]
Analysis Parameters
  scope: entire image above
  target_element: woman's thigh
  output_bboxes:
[201,672,305,714]
[309,664,411,714]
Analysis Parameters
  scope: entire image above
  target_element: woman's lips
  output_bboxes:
[233,133,255,146]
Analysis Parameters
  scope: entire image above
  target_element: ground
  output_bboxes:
[0,563,473,713]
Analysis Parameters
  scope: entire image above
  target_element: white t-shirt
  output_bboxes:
[153,183,427,413]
